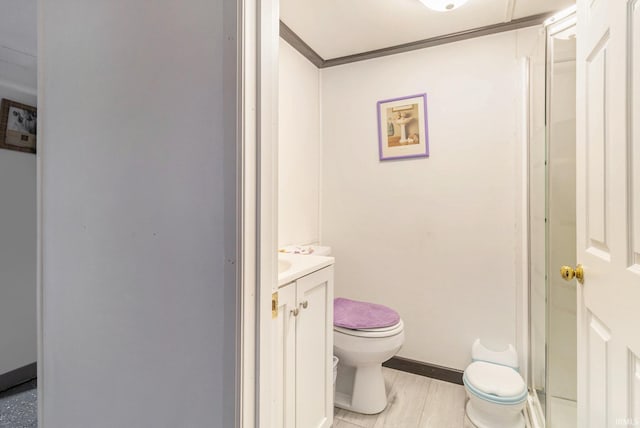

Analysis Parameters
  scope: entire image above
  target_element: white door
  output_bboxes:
[576,0,640,426]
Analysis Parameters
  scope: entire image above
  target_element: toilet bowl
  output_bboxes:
[333,299,404,415]
[463,340,527,428]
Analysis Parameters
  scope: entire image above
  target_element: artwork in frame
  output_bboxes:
[377,93,429,161]
[0,99,37,154]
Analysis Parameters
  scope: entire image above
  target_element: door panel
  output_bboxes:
[586,312,610,427]
[295,267,333,428]
[585,36,609,257]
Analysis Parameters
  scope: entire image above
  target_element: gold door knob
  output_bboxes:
[560,264,584,284]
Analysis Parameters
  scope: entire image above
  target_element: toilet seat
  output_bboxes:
[334,320,404,338]
[463,361,527,405]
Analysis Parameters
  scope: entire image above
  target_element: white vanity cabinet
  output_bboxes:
[272,265,334,428]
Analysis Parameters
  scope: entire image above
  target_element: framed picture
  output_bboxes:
[377,93,429,161]
[0,99,37,154]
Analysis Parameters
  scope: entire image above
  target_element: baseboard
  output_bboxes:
[0,362,37,393]
[383,356,464,385]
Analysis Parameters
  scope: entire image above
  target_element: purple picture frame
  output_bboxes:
[376,93,429,161]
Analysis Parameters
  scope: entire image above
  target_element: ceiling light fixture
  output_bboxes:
[419,0,469,12]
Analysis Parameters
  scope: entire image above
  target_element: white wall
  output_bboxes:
[40,1,238,426]
[0,82,37,378]
[278,39,321,248]
[321,30,533,370]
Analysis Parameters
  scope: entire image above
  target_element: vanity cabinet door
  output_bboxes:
[295,266,334,428]
[271,283,296,428]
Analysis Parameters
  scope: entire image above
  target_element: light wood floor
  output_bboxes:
[333,367,476,428]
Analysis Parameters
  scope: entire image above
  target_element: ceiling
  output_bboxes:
[0,0,37,91]
[0,0,575,87]
[280,0,575,59]
[0,0,36,56]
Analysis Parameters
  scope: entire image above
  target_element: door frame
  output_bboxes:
[240,0,258,425]
[244,0,280,426]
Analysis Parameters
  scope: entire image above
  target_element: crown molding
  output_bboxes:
[279,21,324,68]
[280,11,553,69]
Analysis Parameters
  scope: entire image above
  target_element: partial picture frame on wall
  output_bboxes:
[0,99,37,154]
[377,93,429,161]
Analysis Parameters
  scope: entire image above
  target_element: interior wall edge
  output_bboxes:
[278,39,321,248]
[317,69,324,245]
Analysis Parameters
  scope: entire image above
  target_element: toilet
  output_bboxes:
[333,297,405,415]
[463,339,527,428]
[282,245,405,415]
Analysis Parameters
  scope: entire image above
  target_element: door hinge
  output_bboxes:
[272,292,278,319]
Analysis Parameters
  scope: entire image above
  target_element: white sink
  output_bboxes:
[278,259,292,274]
[277,253,334,287]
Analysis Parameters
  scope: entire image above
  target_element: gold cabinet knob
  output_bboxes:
[291,308,299,317]
[300,301,309,309]
[560,264,584,284]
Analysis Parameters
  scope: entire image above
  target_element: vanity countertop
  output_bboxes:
[278,253,335,287]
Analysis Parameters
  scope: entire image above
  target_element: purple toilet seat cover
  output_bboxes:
[334,297,400,330]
